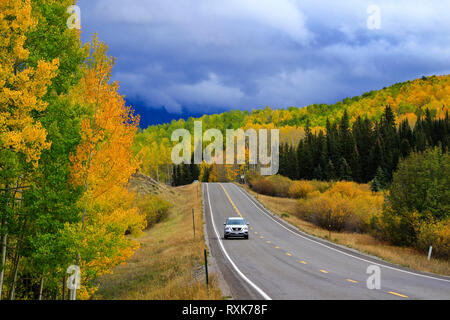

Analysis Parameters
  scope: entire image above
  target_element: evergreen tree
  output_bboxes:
[400,139,411,159]
[324,159,336,181]
[353,116,375,182]
[277,105,449,186]
[313,165,323,180]
[173,165,181,186]
[296,141,306,179]
[413,118,427,152]
[316,131,327,172]
[300,121,315,179]
[287,145,297,179]
[326,120,340,170]
[338,157,352,181]
[398,119,413,158]
[338,111,359,181]
[370,176,381,192]
[378,106,400,181]
[371,167,387,191]
[182,163,193,185]
[190,153,200,181]
[279,143,289,177]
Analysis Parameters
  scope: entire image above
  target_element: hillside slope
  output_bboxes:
[139,74,449,136]
[96,177,223,300]
[133,75,449,180]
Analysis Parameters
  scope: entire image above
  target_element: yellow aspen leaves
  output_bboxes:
[68,35,146,297]
[0,0,59,164]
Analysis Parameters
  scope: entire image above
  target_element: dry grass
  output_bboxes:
[243,185,450,276]
[95,183,223,300]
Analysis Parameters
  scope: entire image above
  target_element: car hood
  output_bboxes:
[226,225,247,228]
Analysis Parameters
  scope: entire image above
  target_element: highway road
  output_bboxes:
[203,183,450,300]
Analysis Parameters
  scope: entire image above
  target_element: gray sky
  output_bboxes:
[77,0,450,116]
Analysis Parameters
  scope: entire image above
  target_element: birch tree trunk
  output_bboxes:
[0,184,10,300]
[39,277,44,300]
[8,181,23,300]
[0,218,6,300]
[8,254,20,300]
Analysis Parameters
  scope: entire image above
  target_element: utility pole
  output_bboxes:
[204,249,209,295]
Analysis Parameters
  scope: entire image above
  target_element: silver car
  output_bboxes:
[224,217,249,239]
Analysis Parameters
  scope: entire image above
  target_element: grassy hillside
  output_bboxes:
[95,178,223,300]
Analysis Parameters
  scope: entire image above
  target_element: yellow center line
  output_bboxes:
[266,240,271,244]
[299,260,307,264]
[219,183,242,218]
[388,291,408,298]
[254,232,258,235]
[346,279,358,283]
[319,269,329,274]
[286,252,292,256]
[275,246,280,249]
[259,236,264,239]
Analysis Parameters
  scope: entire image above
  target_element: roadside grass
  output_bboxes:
[242,185,450,276]
[95,183,223,300]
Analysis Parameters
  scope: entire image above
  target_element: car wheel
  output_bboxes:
[245,235,249,240]
[224,235,228,240]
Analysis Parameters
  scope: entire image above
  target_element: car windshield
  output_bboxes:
[227,219,246,225]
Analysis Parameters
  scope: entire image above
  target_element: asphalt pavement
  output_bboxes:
[202,182,450,300]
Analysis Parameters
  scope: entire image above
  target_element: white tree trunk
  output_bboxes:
[39,277,44,300]
[0,225,6,300]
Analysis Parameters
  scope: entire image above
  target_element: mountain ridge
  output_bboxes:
[140,74,449,131]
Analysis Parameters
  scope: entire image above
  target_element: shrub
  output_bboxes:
[251,178,275,196]
[417,220,450,259]
[374,207,421,245]
[385,148,449,221]
[135,195,172,228]
[307,190,321,199]
[266,175,292,197]
[288,180,314,199]
[310,180,332,193]
[350,193,384,233]
[379,148,450,247]
[249,175,384,234]
[297,194,358,232]
[327,181,364,198]
[250,174,293,197]
[296,181,383,233]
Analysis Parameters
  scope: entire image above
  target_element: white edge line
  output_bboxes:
[232,184,450,284]
[206,183,272,300]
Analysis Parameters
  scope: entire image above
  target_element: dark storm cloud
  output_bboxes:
[77,0,450,115]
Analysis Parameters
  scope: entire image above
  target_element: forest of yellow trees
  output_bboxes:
[134,75,449,183]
